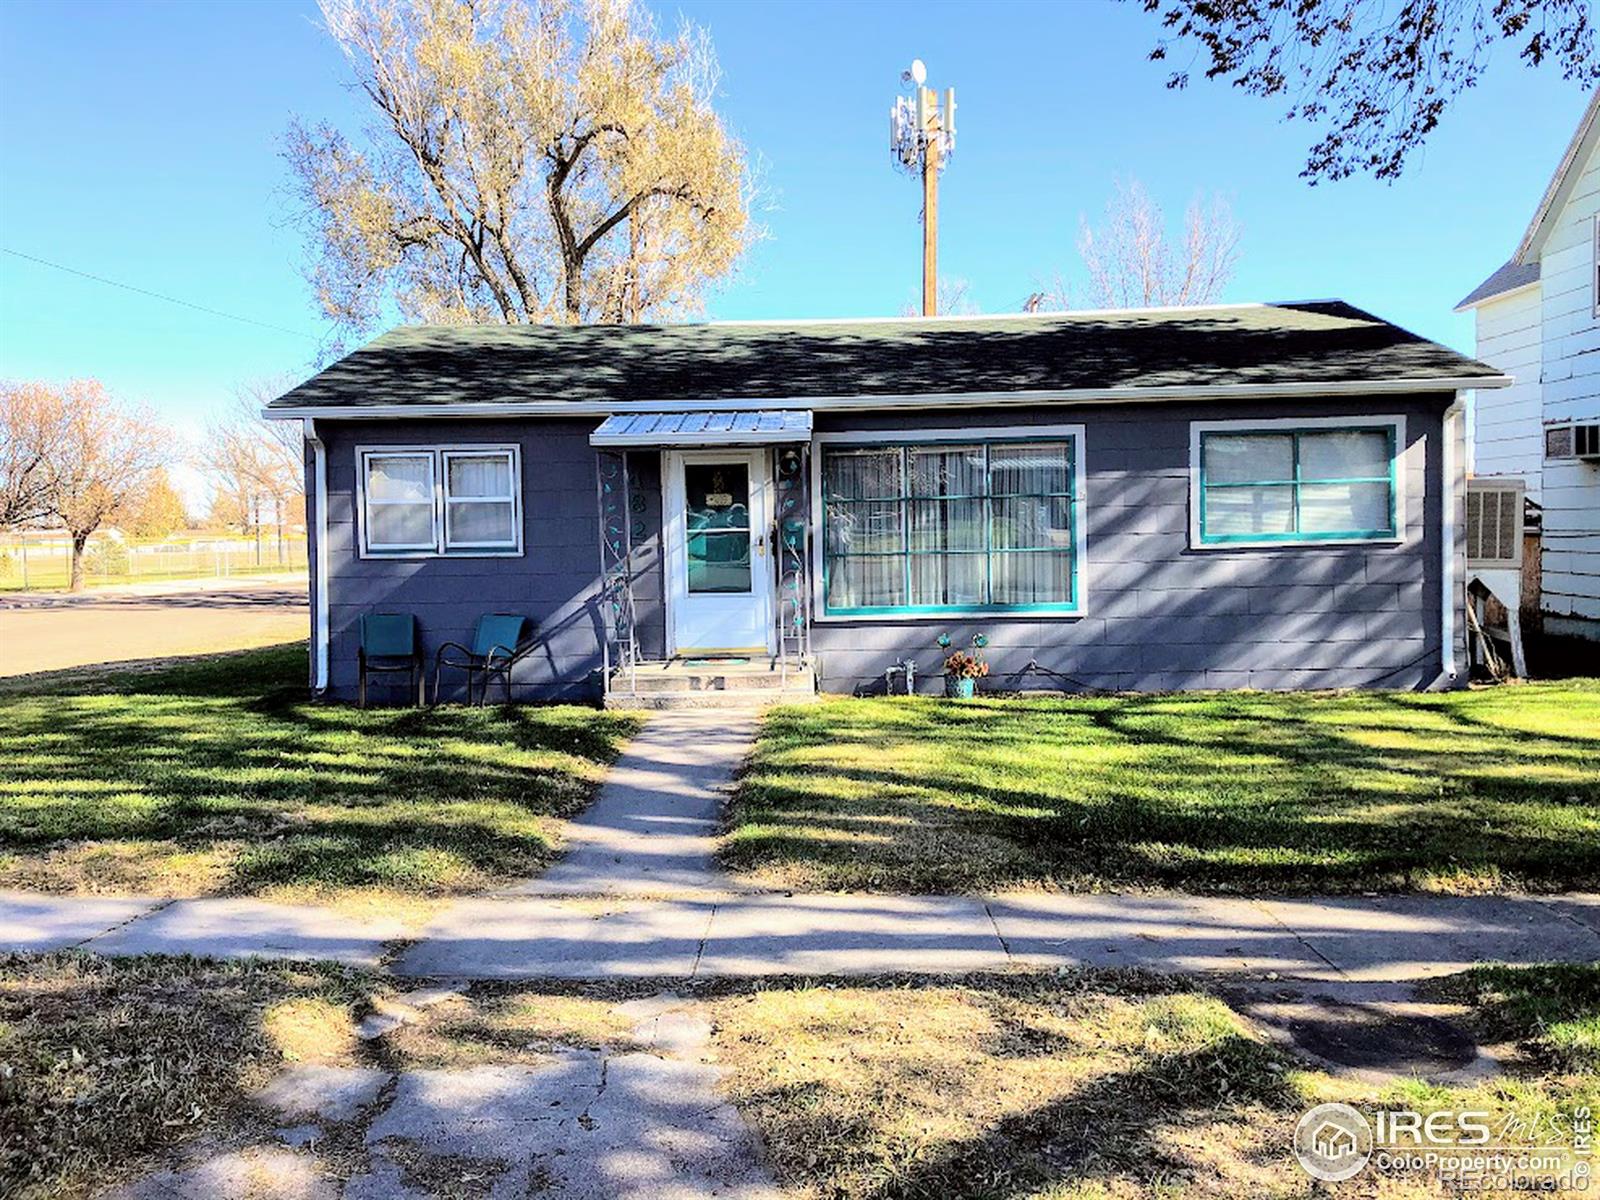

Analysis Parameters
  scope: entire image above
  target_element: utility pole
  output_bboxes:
[891,60,956,316]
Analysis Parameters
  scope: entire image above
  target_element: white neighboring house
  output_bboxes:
[1457,89,1600,640]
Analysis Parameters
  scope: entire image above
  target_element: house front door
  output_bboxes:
[665,449,774,655]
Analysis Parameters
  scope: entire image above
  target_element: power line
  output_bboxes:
[1,247,322,341]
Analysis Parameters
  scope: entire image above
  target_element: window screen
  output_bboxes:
[821,439,1077,614]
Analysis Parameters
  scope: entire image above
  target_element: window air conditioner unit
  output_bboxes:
[1465,478,1525,569]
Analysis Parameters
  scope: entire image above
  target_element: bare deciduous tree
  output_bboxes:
[289,0,753,348]
[43,381,166,591]
[1143,0,1600,182]
[204,385,306,564]
[1074,178,1239,310]
[899,278,979,318]
[0,382,70,529]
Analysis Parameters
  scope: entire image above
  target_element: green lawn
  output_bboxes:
[725,684,1600,894]
[0,645,641,907]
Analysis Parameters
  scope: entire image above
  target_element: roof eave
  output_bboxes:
[263,374,1514,422]
[1514,86,1600,263]
[1453,278,1542,312]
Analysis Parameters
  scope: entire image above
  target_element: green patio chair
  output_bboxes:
[432,614,538,706]
[357,613,423,709]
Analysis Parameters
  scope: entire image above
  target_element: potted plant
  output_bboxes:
[939,634,989,699]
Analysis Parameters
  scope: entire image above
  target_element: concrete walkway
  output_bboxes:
[109,991,779,1200]
[507,710,758,898]
[8,887,1600,985]
[5,706,1600,983]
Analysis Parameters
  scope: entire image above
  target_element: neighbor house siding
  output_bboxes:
[807,394,1458,694]
[316,418,663,702]
[1469,286,1544,494]
[1538,151,1600,631]
[1471,131,1600,635]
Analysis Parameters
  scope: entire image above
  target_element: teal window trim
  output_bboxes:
[820,435,1081,617]
[1197,425,1398,545]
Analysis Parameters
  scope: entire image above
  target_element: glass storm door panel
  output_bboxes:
[684,463,752,594]
[668,452,773,654]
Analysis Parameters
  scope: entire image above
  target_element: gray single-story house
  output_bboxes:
[265,300,1509,704]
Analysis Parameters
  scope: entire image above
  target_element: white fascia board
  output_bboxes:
[1452,280,1542,313]
[263,374,1514,422]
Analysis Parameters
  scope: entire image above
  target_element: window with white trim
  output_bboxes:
[359,446,522,556]
[1194,424,1397,545]
[820,437,1079,615]
[1593,214,1599,320]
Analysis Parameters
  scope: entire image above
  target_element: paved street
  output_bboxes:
[0,575,308,677]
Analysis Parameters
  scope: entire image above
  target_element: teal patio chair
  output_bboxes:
[358,613,423,709]
[432,614,538,706]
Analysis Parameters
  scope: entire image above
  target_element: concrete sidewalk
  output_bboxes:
[8,887,1599,983]
[7,706,1600,983]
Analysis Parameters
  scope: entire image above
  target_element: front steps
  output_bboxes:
[604,657,817,709]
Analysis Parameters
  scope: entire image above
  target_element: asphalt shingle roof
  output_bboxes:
[269,300,1504,412]
[1455,260,1541,310]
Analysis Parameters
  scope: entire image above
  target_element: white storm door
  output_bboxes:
[666,450,774,654]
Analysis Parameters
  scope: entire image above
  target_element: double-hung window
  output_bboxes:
[1194,421,1398,546]
[359,445,522,557]
[820,434,1082,616]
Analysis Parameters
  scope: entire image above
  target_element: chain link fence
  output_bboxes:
[0,532,308,591]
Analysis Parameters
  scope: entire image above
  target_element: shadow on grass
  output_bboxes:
[0,644,642,897]
[1425,963,1600,1074]
[0,950,378,1200]
[727,685,1600,894]
[711,970,1303,1200]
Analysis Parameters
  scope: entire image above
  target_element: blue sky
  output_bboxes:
[0,0,1588,453]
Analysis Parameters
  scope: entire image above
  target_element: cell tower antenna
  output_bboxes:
[889,59,955,316]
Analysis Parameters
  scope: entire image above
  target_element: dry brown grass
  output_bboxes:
[705,972,1600,1200]
[378,988,644,1070]
[0,952,380,1198]
[7,958,1595,1200]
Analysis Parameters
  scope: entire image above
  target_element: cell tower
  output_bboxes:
[889,59,956,317]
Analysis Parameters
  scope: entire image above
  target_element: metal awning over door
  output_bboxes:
[590,410,812,448]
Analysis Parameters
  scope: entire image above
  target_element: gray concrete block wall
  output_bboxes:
[809,394,1455,694]
[307,393,1458,702]
[316,418,637,703]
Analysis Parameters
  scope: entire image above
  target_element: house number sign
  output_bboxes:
[704,472,733,508]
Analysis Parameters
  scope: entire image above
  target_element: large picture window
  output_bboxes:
[820,437,1080,615]
[359,445,522,557]
[1195,423,1398,545]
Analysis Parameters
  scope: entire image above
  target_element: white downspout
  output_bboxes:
[303,418,331,694]
[1441,396,1464,684]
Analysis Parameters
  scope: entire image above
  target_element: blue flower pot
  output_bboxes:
[945,676,976,699]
